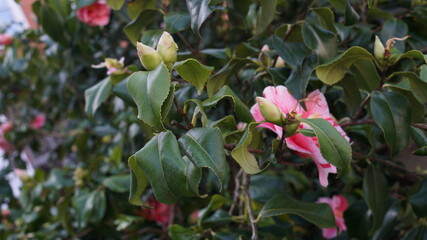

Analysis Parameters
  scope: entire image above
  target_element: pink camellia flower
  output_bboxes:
[138,196,173,225]
[0,33,13,46]
[250,86,350,187]
[77,0,111,27]
[0,137,13,153]
[30,114,46,129]
[317,195,349,239]
[0,122,13,134]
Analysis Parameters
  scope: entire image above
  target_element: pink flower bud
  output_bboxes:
[31,114,46,129]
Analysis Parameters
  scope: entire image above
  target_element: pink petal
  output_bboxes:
[250,104,282,137]
[322,227,337,239]
[303,90,331,119]
[263,86,300,115]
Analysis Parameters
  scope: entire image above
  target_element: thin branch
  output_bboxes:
[243,173,258,240]
[229,169,243,215]
[173,97,193,130]
[351,95,371,121]
[340,119,375,128]
[412,123,427,130]
[176,32,202,62]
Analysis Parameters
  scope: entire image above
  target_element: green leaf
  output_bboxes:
[162,83,176,121]
[410,177,427,217]
[338,74,362,115]
[420,65,427,81]
[316,46,374,85]
[112,77,136,106]
[259,193,336,228]
[207,58,256,96]
[184,99,209,127]
[385,84,425,122]
[103,175,129,193]
[311,7,337,33]
[198,194,228,226]
[203,86,254,123]
[127,64,171,131]
[328,0,360,25]
[127,0,156,19]
[133,131,197,203]
[165,12,191,34]
[300,118,352,170]
[389,72,427,104]
[76,0,96,8]
[38,4,68,46]
[370,91,411,156]
[168,224,199,240]
[231,122,264,174]
[249,174,286,203]
[178,128,228,190]
[302,21,337,63]
[272,34,310,68]
[255,0,277,35]
[363,164,389,234]
[186,0,217,36]
[411,127,427,147]
[124,9,161,44]
[391,50,427,66]
[84,78,112,117]
[106,0,125,10]
[128,156,149,206]
[350,59,381,92]
[173,59,214,95]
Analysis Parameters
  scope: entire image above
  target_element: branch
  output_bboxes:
[173,97,193,130]
[351,95,371,121]
[412,123,427,130]
[243,173,258,240]
[340,119,375,128]
[229,169,243,215]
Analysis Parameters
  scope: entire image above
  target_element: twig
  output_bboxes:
[340,119,375,128]
[351,95,371,121]
[173,97,193,130]
[121,227,163,239]
[412,123,427,130]
[243,173,258,240]
[229,169,243,215]
[176,32,202,61]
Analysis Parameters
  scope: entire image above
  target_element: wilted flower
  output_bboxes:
[0,33,13,46]
[317,195,349,239]
[250,86,350,187]
[138,196,173,225]
[137,42,163,71]
[30,114,45,129]
[77,0,111,27]
[93,57,126,75]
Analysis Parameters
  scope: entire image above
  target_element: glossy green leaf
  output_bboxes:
[127,0,156,19]
[112,77,136,106]
[411,127,427,147]
[173,59,214,95]
[259,193,336,228]
[168,224,199,240]
[84,77,112,117]
[410,177,427,217]
[38,4,68,46]
[133,131,197,203]
[231,122,264,174]
[338,74,362,115]
[124,9,161,44]
[178,128,228,190]
[302,21,337,63]
[272,34,310,68]
[420,65,427,81]
[186,0,217,36]
[184,99,209,127]
[162,83,176,121]
[106,0,125,10]
[391,50,427,66]
[255,0,277,35]
[370,91,411,156]
[103,175,129,193]
[344,202,371,239]
[165,12,191,34]
[203,86,254,123]
[328,0,360,25]
[350,58,381,92]
[249,174,286,203]
[127,64,171,131]
[128,156,149,206]
[363,164,389,234]
[207,58,256,96]
[311,7,337,33]
[389,72,427,104]
[300,118,352,170]
[198,194,228,226]
[315,46,374,85]
[385,84,425,122]
[379,19,408,53]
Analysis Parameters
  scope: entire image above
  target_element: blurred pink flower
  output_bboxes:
[250,86,349,187]
[137,196,173,225]
[0,122,13,134]
[30,114,46,129]
[77,0,111,27]
[317,195,349,239]
[0,33,13,46]
[0,137,13,153]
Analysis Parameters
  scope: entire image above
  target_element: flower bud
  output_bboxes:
[256,97,284,125]
[274,57,285,68]
[258,44,271,68]
[105,57,126,75]
[156,32,178,68]
[374,35,385,60]
[137,42,163,71]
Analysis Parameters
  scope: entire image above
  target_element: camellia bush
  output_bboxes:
[0,0,427,239]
